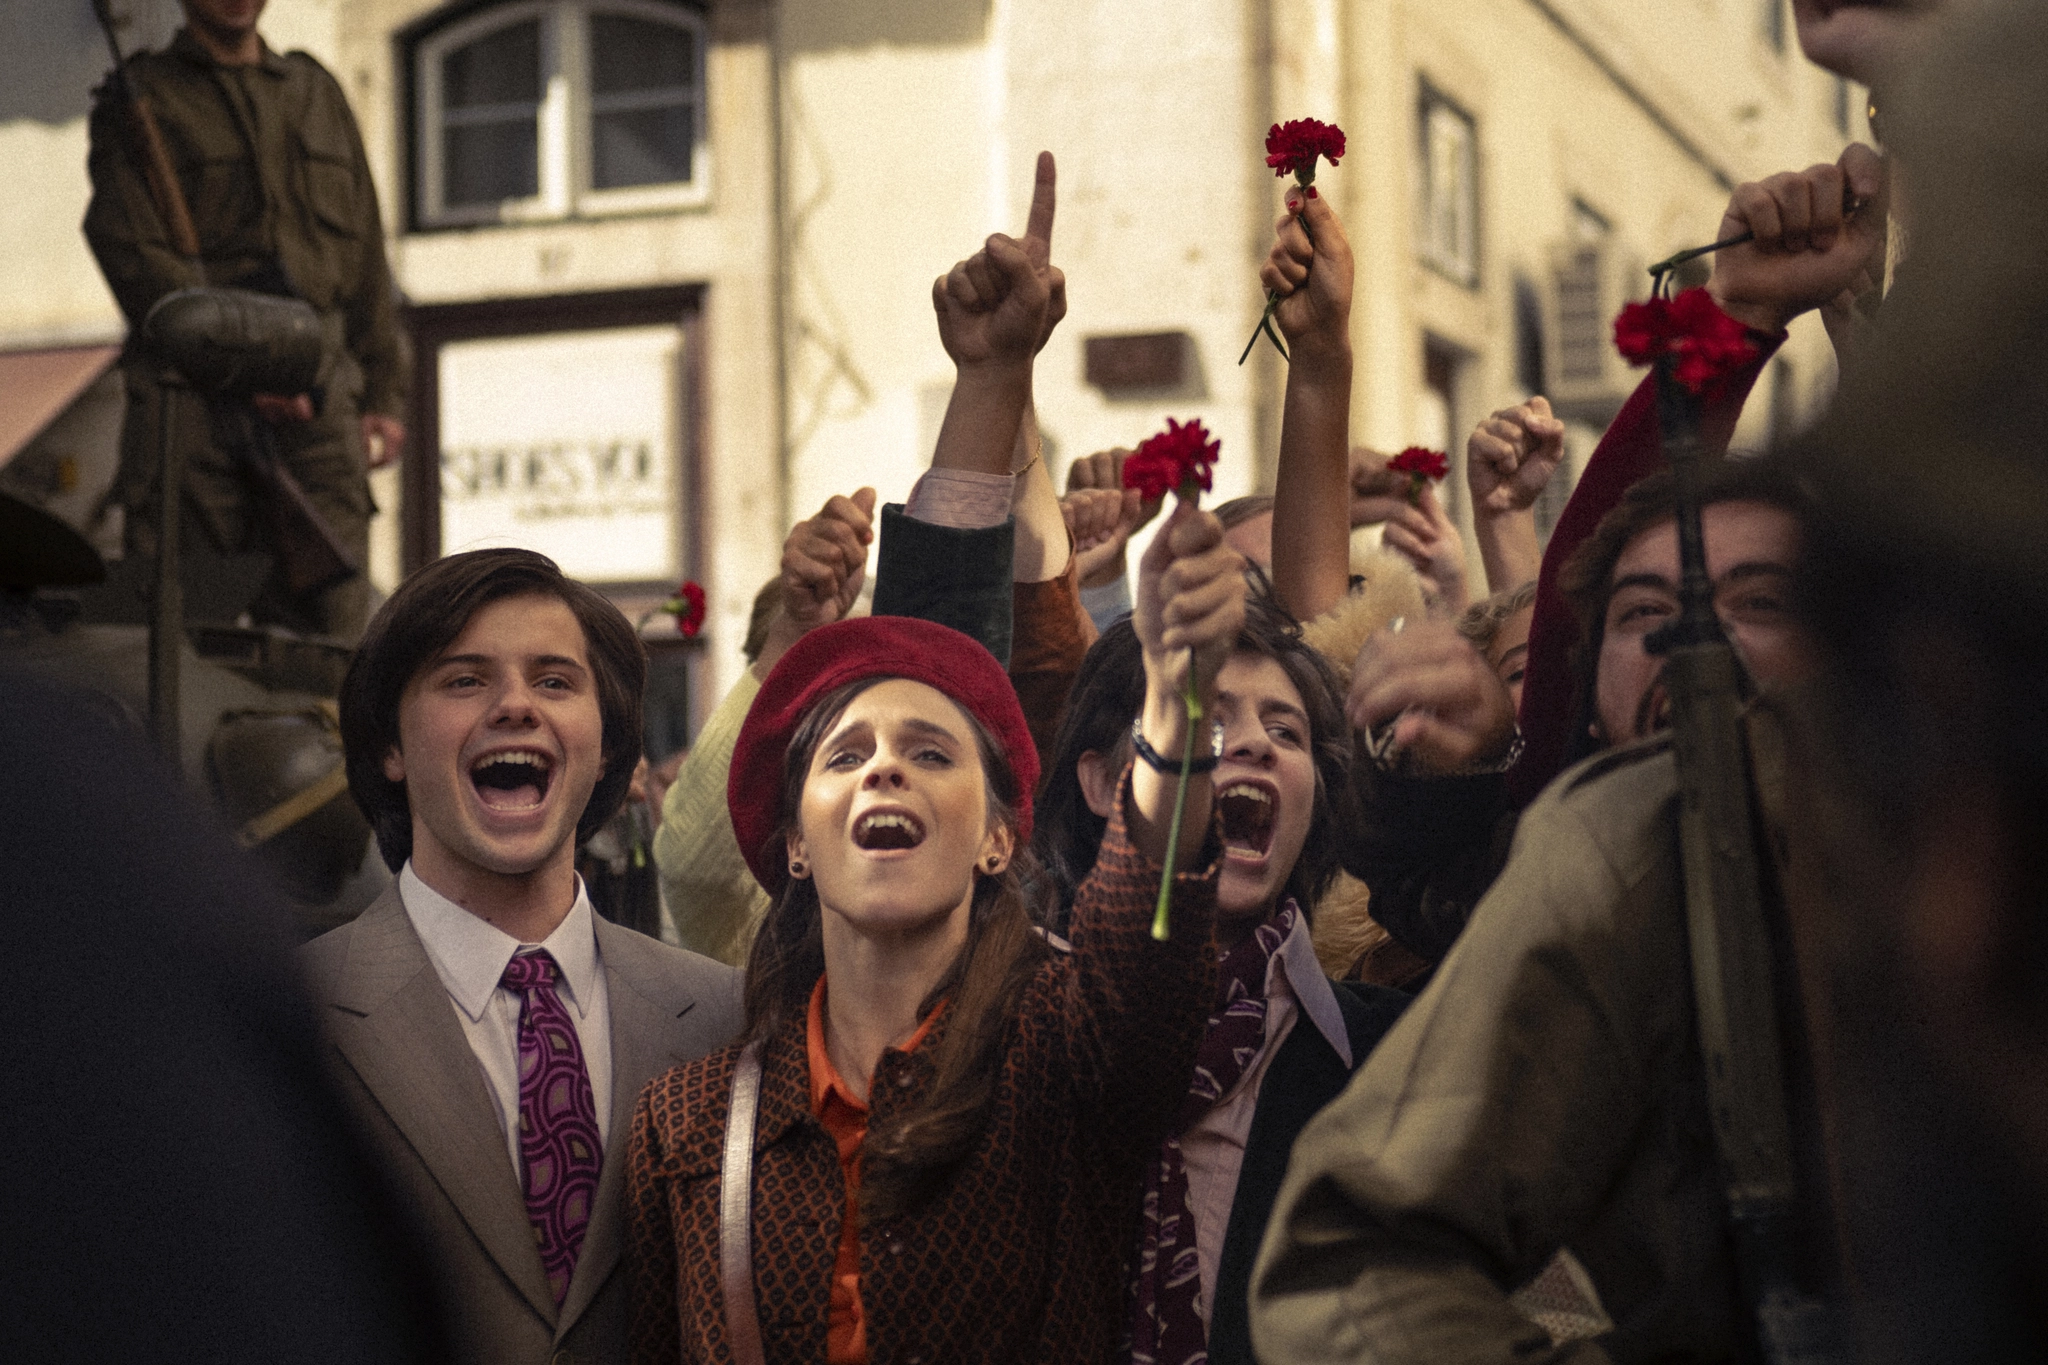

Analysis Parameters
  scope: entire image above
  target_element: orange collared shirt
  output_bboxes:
[806,978,940,1365]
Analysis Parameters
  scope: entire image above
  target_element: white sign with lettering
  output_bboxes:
[438,324,683,582]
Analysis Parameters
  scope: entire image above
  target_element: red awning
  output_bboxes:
[0,344,122,470]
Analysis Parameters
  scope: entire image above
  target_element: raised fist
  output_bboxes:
[1708,143,1888,335]
[780,488,875,632]
[1258,190,1354,361]
[1467,398,1565,516]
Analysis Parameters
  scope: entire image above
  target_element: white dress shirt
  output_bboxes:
[904,466,1016,529]
[1179,909,1353,1323]
[398,863,614,1178]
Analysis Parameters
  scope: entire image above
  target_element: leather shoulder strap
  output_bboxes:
[720,1039,767,1365]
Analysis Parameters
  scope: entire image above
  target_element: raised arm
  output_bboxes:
[1466,397,1566,595]
[1051,497,1245,1159]
[656,491,873,961]
[1380,487,1473,617]
[1262,190,1357,622]
[929,150,1062,485]
[1509,145,1886,805]
[876,152,1064,660]
[1065,448,1162,630]
[1127,498,1246,868]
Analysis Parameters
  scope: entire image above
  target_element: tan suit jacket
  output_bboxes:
[1249,739,1740,1363]
[301,885,741,1365]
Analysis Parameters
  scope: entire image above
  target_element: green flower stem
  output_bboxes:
[1150,478,1211,943]
[1149,669,1204,942]
[1237,168,1319,367]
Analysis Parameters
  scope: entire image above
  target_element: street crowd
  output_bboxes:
[9,1,2046,1363]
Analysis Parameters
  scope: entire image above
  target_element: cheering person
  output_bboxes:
[628,489,1246,1364]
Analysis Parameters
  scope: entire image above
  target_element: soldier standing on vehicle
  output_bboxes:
[85,0,407,641]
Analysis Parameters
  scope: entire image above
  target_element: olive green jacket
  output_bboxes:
[84,29,405,417]
[1249,738,1749,1364]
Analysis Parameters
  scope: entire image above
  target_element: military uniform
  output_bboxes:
[1249,728,1831,1364]
[84,29,405,639]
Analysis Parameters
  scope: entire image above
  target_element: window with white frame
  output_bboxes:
[414,0,708,228]
[1417,86,1478,287]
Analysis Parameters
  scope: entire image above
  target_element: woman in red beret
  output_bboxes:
[627,498,1246,1365]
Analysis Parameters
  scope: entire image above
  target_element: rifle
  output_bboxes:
[143,288,362,601]
[1643,269,1843,1364]
[94,8,361,604]
[91,0,201,259]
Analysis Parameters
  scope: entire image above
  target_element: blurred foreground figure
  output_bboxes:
[1791,1,2048,1355]
[0,672,440,1363]
[1250,4,2048,1362]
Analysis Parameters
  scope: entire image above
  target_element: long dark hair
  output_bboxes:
[740,677,1050,1222]
[1033,580,1354,925]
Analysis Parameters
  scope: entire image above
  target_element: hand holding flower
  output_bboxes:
[1380,486,1471,616]
[1388,446,1450,503]
[1706,143,1887,335]
[1125,417,1235,934]
[1259,190,1354,365]
[1241,117,1348,365]
[1129,497,1246,897]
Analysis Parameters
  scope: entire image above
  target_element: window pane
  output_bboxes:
[590,14,694,95]
[443,19,542,108]
[438,325,686,584]
[444,120,540,205]
[592,105,694,189]
[1420,99,1477,283]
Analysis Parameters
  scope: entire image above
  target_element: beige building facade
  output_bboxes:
[1,0,1864,726]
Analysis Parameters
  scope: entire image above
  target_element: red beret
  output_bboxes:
[728,616,1038,894]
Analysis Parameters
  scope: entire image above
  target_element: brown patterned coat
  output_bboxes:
[627,777,1220,1365]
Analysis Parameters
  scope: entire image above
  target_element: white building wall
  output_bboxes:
[3,0,1870,704]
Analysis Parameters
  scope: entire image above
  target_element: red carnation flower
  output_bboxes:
[1122,417,1221,503]
[1264,118,1347,182]
[1389,446,1449,482]
[1389,446,1449,504]
[664,580,707,638]
[1612,287,1757,395]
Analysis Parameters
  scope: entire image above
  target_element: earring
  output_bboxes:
[788,859,807,878]
[983,855,1003,873]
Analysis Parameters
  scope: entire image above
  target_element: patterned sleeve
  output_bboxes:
[1009,554,1092,776]
[1050,760,1219,1164]
[626,1085,687,1365]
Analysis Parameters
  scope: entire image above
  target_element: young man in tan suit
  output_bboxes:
[303,548,740,1364]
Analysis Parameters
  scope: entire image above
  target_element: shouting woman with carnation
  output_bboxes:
[626,494,1248,1365]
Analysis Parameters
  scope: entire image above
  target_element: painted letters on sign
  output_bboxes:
[438,324,683,582]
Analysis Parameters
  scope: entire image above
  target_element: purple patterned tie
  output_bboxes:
[502,949,603,1304]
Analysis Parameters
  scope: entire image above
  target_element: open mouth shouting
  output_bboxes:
[1217,780,1278,864]
[853,808,927,852]
[469,748,555,813]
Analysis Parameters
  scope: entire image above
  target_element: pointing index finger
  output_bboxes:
[1023,150,1056,263]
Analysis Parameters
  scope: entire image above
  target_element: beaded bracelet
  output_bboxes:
[1130,715,1225,776]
